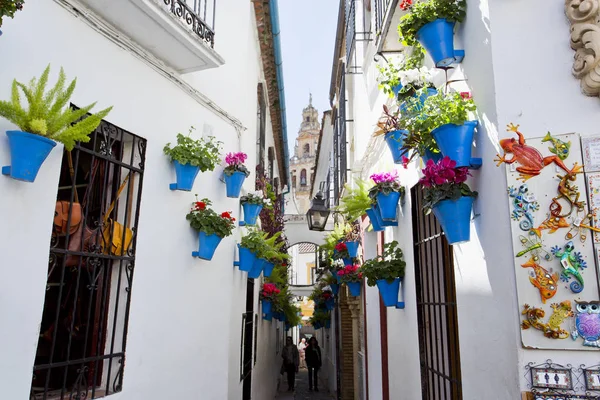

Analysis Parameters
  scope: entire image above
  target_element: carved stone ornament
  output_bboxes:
[565,0,600,96]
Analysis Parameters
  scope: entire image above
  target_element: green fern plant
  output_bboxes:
[337,179,372,222]
[0,65,112,150]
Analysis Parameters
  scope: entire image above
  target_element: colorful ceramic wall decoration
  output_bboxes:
[571,301,600,348]
[520,258,558,304]
[508,184,539,231]
[502,129,600,351]
[551,241,587,294]
[495,124,581,182]
[521,301,574,339]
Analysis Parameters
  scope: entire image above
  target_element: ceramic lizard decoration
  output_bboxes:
[495,124,582,181]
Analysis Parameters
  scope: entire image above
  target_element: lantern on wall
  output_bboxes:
[306,191,330,231]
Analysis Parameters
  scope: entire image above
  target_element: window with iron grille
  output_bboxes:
[31,110,146,400]
[411,186,463,400]
[257,83,267,172]
[165,0,217,48]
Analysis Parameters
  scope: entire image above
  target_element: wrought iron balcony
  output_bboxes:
[76,0,224,73]
[165,0,216,48]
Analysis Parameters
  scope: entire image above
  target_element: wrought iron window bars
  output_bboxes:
[164,0,216,48]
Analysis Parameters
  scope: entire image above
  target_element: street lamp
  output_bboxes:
[306,191,330,231]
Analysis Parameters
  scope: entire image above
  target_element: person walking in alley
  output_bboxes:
[282,336,299,391]
[305,337,322,392]
[298,338,307,369]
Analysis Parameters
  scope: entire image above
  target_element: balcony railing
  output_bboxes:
[165,0,216,48]
[373,0,393,36]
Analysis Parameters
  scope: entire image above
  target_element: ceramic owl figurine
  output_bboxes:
[571,301,600,348]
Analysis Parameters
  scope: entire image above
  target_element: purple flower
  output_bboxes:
[370,169,399,184]
[225,152,247,166]
[419,156,470,187]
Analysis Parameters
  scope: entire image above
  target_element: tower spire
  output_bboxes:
[309,92,312,107]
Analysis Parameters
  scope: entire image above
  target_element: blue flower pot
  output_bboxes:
[242,202,263,225]
[192,231,223,260]
[384,130,408,164]
[342,257,353,266]
[264,312,273,321]
[345,241,360,258]
[391,83,403,97]
[431,121,480,169]
[2,131,57,182]
[169,160,200,191]
[248,258,266,279]
[263,261,275,277]
[366,207,385,232]
[432,196,474,245]
[224,171,246,198]
[400,88,438,115]
[347,281,362,297]
[376,192,400,221]
[262,299,273,315]
[376,278,401,307]
[238,245,256,272]
[325,298,335,311]
[421,149,443,164]
[416,19,465,68]
[285,323,290,330]
[335,273,342,283]
[330,283,340,296]
[325,320,331,329]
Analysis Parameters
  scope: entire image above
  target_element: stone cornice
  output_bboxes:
[565,0,600,96]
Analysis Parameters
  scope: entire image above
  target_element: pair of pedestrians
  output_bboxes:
[281,336,322,391]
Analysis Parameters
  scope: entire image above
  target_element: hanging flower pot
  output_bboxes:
[314,322,322,330]
[193,231,223,260]
[376,278,401,307]
[169,160,200,191]
[345,241,360,258]
[431,121,480,169]
[262,299,273,315]
[241,202,263,225]
[347,281,362,297]
[263,312,273,322]
[384,130,408,164]
[325,320,331,329]
[416,19,464,68]
[2,131,57,182]
[366,207,385,232]
[400,88,438,115]
[376,192,400,221]
[342,257,353,266]
[224,171,246,198]
[263,261,275,277]
[392,83,403,98]
[237,245,257,272]
[421,149,443,164]
[330,283,340,296]
[325,298,335,311]
[248,258,266,279]
[432,196,474,245]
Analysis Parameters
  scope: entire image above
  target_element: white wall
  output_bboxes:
[0,1,281,399]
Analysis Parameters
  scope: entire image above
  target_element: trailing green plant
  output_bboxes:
[361,241,406,286]
[163,127,222,171]
[0,65,112,150]
[419,156,477,214]
[397,0,467,48]
[336,179,373,222]
[186,197,236,238]
[0,0,24,27]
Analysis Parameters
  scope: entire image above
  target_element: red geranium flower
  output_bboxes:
[399,0,412,10]
[221,211,233,219]
[460,92,472,100]
[335,242,347,252]
[195,201,206,210]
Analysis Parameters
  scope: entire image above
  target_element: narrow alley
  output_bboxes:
[275,370,334,400]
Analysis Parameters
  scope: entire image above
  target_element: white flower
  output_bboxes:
[332,259,345,268]
[264,198,272,206]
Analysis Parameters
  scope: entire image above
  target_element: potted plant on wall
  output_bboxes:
[420,156,477,244]
[223,152,250,198]
[369,170,405,222]
[397,0,467,68]
[187,198,236,260]
[373,105,408,165]
[0,1,24,36]
[334,241,354,266]
[361,241,407,307]
[238,230,264,271]
[0,65,112,182]
[259,282,280,320]
[239,191,271,225]
[397,67,437,114]
[163,127,222,191]
[322,273,340,296]
[337,179,372,222]
[338,264,363,297]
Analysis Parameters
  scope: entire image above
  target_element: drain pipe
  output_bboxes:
[269,0,291,211]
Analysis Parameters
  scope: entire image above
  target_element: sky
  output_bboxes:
[278,0,340,156]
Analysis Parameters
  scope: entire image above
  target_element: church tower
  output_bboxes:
[290,95,321,214]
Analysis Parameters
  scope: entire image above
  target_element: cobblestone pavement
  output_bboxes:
[274,369,334,400]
